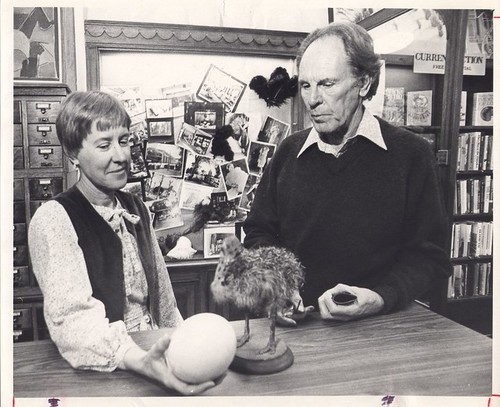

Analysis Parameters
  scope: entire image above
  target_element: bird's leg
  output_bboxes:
[237,313,250,347]
[258,304,278,355]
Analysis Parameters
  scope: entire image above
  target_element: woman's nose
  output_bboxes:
[112,143,129,162]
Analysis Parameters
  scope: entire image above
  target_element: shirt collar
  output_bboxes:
[297,108,387,157]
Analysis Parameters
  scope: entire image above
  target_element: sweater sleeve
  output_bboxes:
[371,143,452,312]
[28,201,136,371]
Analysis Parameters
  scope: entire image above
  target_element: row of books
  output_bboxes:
[456,132,493,171]
[454,175,493,215]
[450,221,493,259]
[382,88,432,126]
[382,89,493,127]
[447,262,492,299]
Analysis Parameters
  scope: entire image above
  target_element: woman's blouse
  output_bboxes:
[28,199,182,371]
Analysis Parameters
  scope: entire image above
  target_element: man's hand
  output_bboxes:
[276,290,315,327]
[318,283,384,321]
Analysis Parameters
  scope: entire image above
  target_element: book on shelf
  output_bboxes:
[451,221,493,258]
[406,90,432,126]
[456,132,492,171]
[460,91,467,126]
[471,92,493,126]
[447,262,492,299]
[382,87,405,126]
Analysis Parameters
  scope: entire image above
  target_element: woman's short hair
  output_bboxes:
[56,91,131,157]
[296,21,382,100]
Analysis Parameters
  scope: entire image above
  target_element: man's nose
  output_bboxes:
[307,87,322,109]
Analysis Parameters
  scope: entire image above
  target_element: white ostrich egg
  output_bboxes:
[166,313,237,383]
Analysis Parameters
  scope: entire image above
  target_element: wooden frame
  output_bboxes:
[184,101,224,134]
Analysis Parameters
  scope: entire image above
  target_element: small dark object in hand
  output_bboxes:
[332,292,357,306]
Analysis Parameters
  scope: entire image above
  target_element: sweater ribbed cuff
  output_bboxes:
[372,284,398,314]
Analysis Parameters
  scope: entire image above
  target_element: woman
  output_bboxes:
[28,91,218,395]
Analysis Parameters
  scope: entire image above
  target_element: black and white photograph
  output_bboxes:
[4,3,496,406]
[147,117,174,141]
[184,101,224,134]
[257,115,290,146]
[145,142,185,177]
[203,225,236,258]
[196,64,247,112]
[247,140,276,176]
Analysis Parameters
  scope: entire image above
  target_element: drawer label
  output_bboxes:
[38,148,53,155]
[36,103,51,110]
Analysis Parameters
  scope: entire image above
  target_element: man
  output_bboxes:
[243,22,452,322]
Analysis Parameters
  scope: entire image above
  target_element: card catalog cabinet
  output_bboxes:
[13,84,72,342]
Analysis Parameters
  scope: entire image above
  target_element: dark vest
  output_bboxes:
[55,186,155,323]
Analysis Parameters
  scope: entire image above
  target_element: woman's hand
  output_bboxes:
[122,334,219,396]
[318,283,384,321]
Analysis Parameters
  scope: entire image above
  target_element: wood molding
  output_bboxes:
[84,20,307,90]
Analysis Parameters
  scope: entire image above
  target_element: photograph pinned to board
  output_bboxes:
[145,98,174,119]
[257,116,290,146]
[147,117,175,143]
[145,143,185,177]
[203,224,236,258]
[226,112,251,155]
[128,143,150,181]
[176,123,213,156]
[179,182,214,211]
[101,85,145,118]
[14,7,60,81]
[183,151,221,189]
[238,174,260,212]
[129,117,148,144]
[161,82,194,117]
[196,64,247,113]
[184,101,224,134]
[143,173,184,231]
[247,140,276,176]
[220,158,250,201]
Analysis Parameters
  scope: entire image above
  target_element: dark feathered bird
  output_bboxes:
[249,67,298,108]
[210,236,304,354]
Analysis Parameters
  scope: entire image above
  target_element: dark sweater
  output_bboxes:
[244,118,452,312]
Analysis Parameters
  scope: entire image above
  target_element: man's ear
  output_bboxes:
[358,75,373,98]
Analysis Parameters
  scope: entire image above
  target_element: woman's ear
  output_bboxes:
[358,75,373,98]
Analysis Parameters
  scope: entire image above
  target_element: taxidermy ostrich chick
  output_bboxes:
[211,236,305,355]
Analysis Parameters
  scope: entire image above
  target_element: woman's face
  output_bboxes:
[74,123,130,194]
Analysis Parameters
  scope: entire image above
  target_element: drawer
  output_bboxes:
[13,201,26,223]
[13,178,25,201]
[30,200,46,217]
[29,177,63,200]
[14,124,23,146]
[13,100,21,123]
[29,146,63,168]
[13,307,33,329]
[26,101,61,123]
[13,223,27,245]
[13,266,30,288]
[28,124,60,146]
[13,245,29,267]
[14,146,24,169]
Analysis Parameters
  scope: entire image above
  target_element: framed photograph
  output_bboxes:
[203,225,236,258]
[143,176,184,231]
[145,143,185,177]
[177,123,213,156]
[145,99,174,119]
[247,140,276,176]
[220,158,250,201]
[258,116,290,146]
[147,118,174,142]
[129,120,148,144]
[184,101,224,134]
[196,64,247,113]
[128,143,150,181]
[14,7,60,81]
[161,82,194,117]
[238,174,260,212]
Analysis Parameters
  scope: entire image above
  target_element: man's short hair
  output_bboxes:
[56,91,131,158]
[297,22,382,100]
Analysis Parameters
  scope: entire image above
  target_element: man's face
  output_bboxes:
[298,36,371,140]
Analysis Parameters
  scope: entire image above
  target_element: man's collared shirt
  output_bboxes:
[297,108,387,158]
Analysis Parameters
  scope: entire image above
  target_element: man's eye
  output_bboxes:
[300,83,310,90]
[322,81,334,88]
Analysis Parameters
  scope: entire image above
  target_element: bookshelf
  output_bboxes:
[361,9,493,336]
